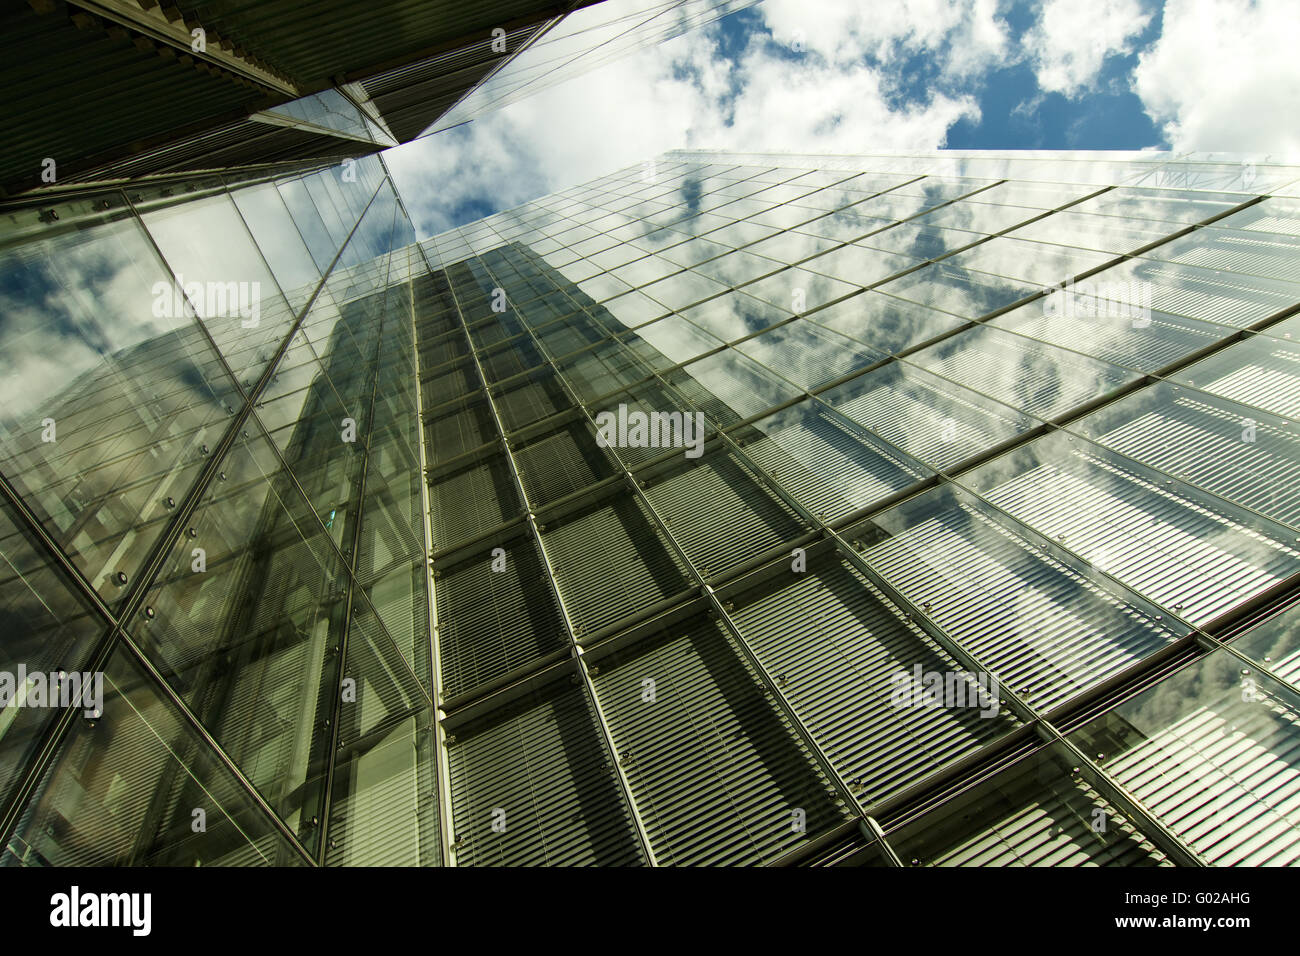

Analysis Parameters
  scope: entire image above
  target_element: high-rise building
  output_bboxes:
[3,148,1300,866]
[1,0,754,196]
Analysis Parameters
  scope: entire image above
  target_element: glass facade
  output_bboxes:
[3,149,1300,866]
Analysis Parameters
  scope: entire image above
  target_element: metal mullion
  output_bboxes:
[863,816,905,867]
[1036,723,1205,867]
[0,464,317,864]
[497,163,1282,867]
[317,226,395,866]
[531,319,868,829]
[506,165,915,298]
[708,410,1053,722]
[668,374,1046,727]
[597,450,865,826]
[405,238,457,867]
[443,248,663,868]
[109,177,388,631]
[495,179,1107,429]
[544,342,1022,830]
[798,194,1272,408]
[473,252,686,858]
[0,467,124,841]
[809,329,1300,703]
[593,348,1032,712]
[432,251,660,868]
[207,206,431,705]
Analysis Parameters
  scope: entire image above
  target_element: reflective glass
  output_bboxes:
[1069,649,1300,865]
[4,645,308,866]
[0,206,242,602]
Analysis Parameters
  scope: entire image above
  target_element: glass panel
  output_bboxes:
[1173,331,1300,417]
[728,548,1019,806]
[908,325,1140,421]
[811,290,966,355]
[1073,380,1300,528]
[629,315,724,368]
[514,417,616,506]
[326,713,440,866]
[887,743,1172,866]
[230,181,324,310]
[125,427,351,855]
[428,453,520,550]
[821,361,1032,472]
[874,261,1039,318]
[736,401,931,520]
[856,220,983,259]
[432,530,567,701]
[260,88,379,144]
[446,676,646,866]
[640,270,730,311]
[541,489,692,636]
[589,612,851,865]
[674,349,801,421]
[1231,603,1300,686]
[964,429,1300,626]
[641,450,805,579]
[741,266,857,311]
[3,645,307,867]
[1005,210,1177,254]
[0,501,106,800]
[0,205,242,603]
[736,318,879,389]
[800,244,922,287]
[1067,186,1251,224]
[1070,649,1300,865]
[932,236,1114,288]
[989,295,1234,373]
[846,484,1182,712]
[144,193,297,385]
[1083,258,1300,329]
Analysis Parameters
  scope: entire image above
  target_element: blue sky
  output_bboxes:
[385,0,1299,238]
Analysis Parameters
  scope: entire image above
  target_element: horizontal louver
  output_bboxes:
[541,492,693,636]
[858,490,1180,711]
[978,438,1300,625]
[591,616,850,865]
[729,554,1014,806]
[643,452,806,577]
[447,682,646,866]
[434,535,567,699]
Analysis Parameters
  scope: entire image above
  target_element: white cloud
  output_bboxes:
[760,0,1012,79]
[388,7,982,238]
[1133,0,1300,154]
[1026,0,1151,97]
